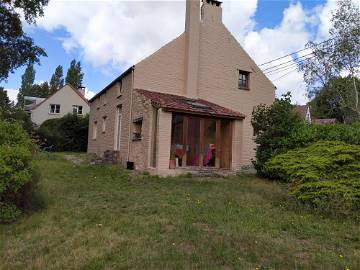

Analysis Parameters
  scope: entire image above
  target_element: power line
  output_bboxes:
[262,52,316,73]
[258,37,335,67]
[271,68,299,82]
[264,55,316,75]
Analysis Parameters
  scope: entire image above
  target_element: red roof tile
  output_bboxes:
[136,89,245,119]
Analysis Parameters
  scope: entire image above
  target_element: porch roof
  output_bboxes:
[136,89,246,120]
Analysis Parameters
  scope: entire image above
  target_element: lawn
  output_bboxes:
[1,154,359,270]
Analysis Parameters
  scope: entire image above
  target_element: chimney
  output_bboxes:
[201,0,222,24]
[184,0,200,98]
[77,86,86,96]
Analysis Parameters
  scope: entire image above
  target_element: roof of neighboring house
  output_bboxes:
[313,118,337,125]
[89,66,134,103]
[137,89,246,120]
[294,105,309,119]
[31,84,89,111]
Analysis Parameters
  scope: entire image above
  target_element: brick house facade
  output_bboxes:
[87,0,275,176]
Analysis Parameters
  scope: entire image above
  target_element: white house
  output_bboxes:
[27,84,90,126]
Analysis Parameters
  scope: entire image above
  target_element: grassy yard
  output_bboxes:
[1,154,359,270]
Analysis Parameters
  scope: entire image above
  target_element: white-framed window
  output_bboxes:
[50,104,60,114]
[93,121,97,139]
[102,116,107,133]
[73,105,83,115]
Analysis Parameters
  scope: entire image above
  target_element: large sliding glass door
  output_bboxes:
[170,113,232,169]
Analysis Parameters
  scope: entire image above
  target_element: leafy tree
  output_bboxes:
[300,0,360,121]
[17,65,36,108]
[49,65,64,94]
[310,77,360,123]
[0,87,12,115]
[0,0,48,81]
[65,60,84,88]
[251,93,303,176]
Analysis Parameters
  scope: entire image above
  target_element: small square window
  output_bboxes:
[50,104,60,114]
[72,105,83,115]
[238,70,250,89]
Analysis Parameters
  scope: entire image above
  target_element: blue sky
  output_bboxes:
[3,0,334,104]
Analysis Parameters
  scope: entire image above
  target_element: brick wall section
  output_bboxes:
[155,109,172,174]
[196,21,275,167]
[128,91,153,170]
[88,72,133,165]
[134,34,186,96]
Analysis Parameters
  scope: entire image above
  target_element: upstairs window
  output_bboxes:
[73,105,83,115]
[238,70,250,89]
[50,104,60,114]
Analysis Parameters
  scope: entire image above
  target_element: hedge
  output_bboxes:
[265,141,360,213]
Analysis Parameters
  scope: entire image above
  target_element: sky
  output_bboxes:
[2,0,353,104]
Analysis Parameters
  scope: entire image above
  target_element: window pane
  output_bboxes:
[170,114,184,167]
[187,117,200,166]
[203,119,216,167]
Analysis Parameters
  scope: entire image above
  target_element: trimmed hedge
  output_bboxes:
[37,114,89,152]
[0,120,37,223]
[265,141,360,213]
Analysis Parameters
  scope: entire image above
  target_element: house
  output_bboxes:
[294,105,311,123]
[27,84,90,126]
[87,0,275,176]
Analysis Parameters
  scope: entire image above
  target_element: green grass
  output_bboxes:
[1,153,360,269]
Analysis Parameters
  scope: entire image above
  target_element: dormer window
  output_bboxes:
[238,70,250,90]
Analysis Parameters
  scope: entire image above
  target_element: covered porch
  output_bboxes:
[136,89,246,175]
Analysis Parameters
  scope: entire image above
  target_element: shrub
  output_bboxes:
[0,120,37,223]
[265,141,360,213]
[251,93,303,176]
[37,114,89,152]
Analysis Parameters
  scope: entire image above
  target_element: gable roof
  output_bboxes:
[89,66,134,103]
[31,84,88,111]
[137,89,245,120]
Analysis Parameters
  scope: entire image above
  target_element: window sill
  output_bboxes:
[49,113,60,115]
[238,87,250,91]
[132,137,142,141]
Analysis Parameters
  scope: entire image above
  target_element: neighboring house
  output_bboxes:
[87,0,275,175]
[28,84,90,126]
[294,105,312,123]
[313,118,337,125]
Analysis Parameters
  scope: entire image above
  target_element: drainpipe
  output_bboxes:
[127,68,135,163]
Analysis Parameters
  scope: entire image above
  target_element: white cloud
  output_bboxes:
[5,89,19,103]
[85,88,96,100]
[31,0,339,104]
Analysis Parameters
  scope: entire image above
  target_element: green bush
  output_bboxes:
[0,120,37,223]
[265,141,360,213]
[251,93,303,176]
[37,114,89,152]
[280,121,360,151]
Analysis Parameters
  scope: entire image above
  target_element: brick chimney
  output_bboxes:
[184,0,200,98]
[77,86,86,96]
[201,0,222,24]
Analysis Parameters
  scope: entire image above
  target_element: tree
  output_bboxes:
[31,81,50,98]
[17,65,36,108]
[65,60,84,88]
[300,0,360,122]
[251,93,303,176]
[0,0,48,81]
[0,87,12,117]
[49,65,64,94]
[310,77,360,123]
